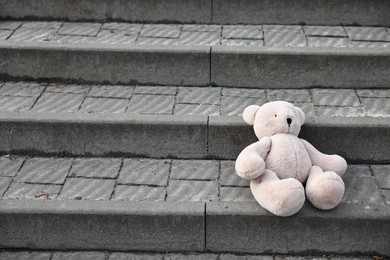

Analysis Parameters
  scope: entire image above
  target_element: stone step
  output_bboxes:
[0,81,389,162]
[1,0,389,26]
[1,21,390,88]
[0,155,389,255]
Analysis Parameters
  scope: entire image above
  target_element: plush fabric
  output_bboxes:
[236,101,347,216]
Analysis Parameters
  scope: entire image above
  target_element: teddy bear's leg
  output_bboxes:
[250,169,305,217]
[305,166,345,210]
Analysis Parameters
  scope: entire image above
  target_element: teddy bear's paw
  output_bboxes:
[306,170,345,210]
[250,177,305,217]
[235,155,265,180]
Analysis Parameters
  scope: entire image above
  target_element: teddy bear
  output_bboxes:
[235,101,347,217]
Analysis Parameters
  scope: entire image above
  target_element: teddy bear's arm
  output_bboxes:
[301,139,347,176]
[235,136,271,180]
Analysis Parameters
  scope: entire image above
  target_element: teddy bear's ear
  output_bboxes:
[243,105,261,125]
[294,106,305,125]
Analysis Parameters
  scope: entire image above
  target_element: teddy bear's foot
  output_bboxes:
[306,166,345,210]
[250,169,305,217]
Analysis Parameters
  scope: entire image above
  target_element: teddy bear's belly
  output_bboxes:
[265,134,312,183]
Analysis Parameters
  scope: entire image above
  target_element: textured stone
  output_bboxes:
[220,187,254,202]
[59,178,115,200]
[303,26,346,37]
[112,185,166,202]
[220,254,273,260]
[140,24,181,38]
[165,253,218,260]
[88,85,134,98]
[0,251,52,260]
[264,31,306,47]
[263,25,303,33]
[371,165,390,189]
[223,25,263,39]
[134,86,177,95]
[167,180,218,202]
[0,21,22,30]
[57,23,101,36]
[4,182,61,199]
[307,37,349,48]
[345,165,372,178]
[0,82,45,97]
[349,41,390,48]
[8,28,56,42]
[21,21,62,29]
[315,106,366,117]
[0,155,25,177]
[32,93,85,113]
[222,96,265,116]
[220,161,249,187]
[267,89,311,103]
[361,98,390,117]
[109,252,163,260]
[343,174,383,204]
[180,31,220,46]
[69,158,122,178]
[382,189,390,205]
[101,23,142,32]
[177,87,221,105]
[0,177,11,196]
[46,83,90,94]
[221,39,263,47]
[51,252,106,260]
[78,97,128,114]
[127,95,174,114]
[222,88,265,98]
[93,30,138,45]
[136,37,179,46]
[357,89,390,98]
[311,89,360,106]
[50,35,94,44]
[0,30,13,40]
[171,160,219,180]
[182,25,221,32]
[345,27,390,41]
[0,96,36,112]
[174,103,220,116]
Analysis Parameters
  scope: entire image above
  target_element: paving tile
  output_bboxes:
[118,159,170,186]
[222,88,265,98]
[174,103,220,116]
[8,28,56,42]
[307,37,349,47]
[220,161,249,187]
[140,24,181,38]
[167,180,218,202]
[0,251,52,260]
[0,96,37,112]
[51,252,106,260]
[182,24,221,32]
[165,254,218,260]
[222,96,266,116]
[59,178,115,200]
[311,89,361,106]
[361,98,390,117]
[134,86,177,95]
[264,31,306,47]
[220,254,273,260]
[267,89,311,103]
[112,185,166,202]
[0,29,13,40]
[69,158,122,178]
[349,41,390,48]
[345,27,390,41]
[0,82,45,97]
[110,252,163,260]
[21,21,62,29]
[179,31,220,46]
[263,25,303,33]
[171,160,219,180]
[57,23,102,36]
[0,177,11,196]
[356,89,390,98]
[46,83,90,94]
[0,155,25,177]
[223,25,263,39]
[303,26,346,37]
[4,182,61,200]
[177,87,221,105]
[127,94,174,114]
[371,165,390,189]
[297,102,317,118]
[220,186,255,202]
[14,158,73,184]
[101,23,142,32]
[78,97,128,114]
[315,106,366,117]
[31,93,85,113]
[382,189,390,205]
[0,21,22,30]
[93,30,138,44]
[345,165,372,178]
[88,85,133,98]
[221,39,263,47]
[343,172,383,204]
[136,37,179,46]
[50,35,94,44]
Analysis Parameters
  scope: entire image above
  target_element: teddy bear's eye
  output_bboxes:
[274,114,277,117]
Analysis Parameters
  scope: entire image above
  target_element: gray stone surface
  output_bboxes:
[0,96,37,112]
[167,180,218,202]
[0,177,11,196]
[0,251,52,260]
[315,106,366,117]
[88,85,134,98]
[343,172,384,204]
[0,82,45,97]
[0,155,25,177]
[127,94,174,114]
[221,96,265,116]
[70,158,122,178]
[345,27,390,41]
[134,86,177,95]
[220,254,273,260]
[171,160,219,180]
[31,93,85,113]
[51,251,106,260]
[220,187,254,202]
[165,253,218,260]
[361,98,390,117]
[110,252,163,260]
[311,89,360,107]
[220,161,249,187]
[4,182,61,199]
[79,97,128,114]
[112,185,166,202]
[174,103,220,116]
[304,26,346,37]
[177,87,221,105]
[59,178,116,200]
[371,165,390,189]
[267,89,311,103]
[307,37,349,48]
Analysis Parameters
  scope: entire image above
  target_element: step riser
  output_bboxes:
[2,43,390,88]
[1,0,390,26]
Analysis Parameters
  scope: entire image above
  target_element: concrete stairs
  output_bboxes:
[0,1,389,258]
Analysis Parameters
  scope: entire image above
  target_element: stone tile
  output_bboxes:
[69,158,122,178]
[222,96,266,116]
[307,37,349,47]
[140,24,181,38]
[263,25,303,33]
[297,102,317,118]
[371,165,390,189]
[112,185,166,202]
[0,96,37,112]
[343,173,383,204]
[361,98,390,117]
[182,25,221,32]
[51,252,106,260]
[4,182,61,200]
[101,23,142,32]
[267,89,311,103]
[50,34,94,44]
[0,82,46,97]
[177,87,221,105]
[21,21,62,29]
[171,160,219,180]
[221,39,263,47]
[222,88,265,98]
[136,37,179,46]
[8,28,56,42]
[382,189,390,205]
[180,31,220,46]
[345,27,390,41]
[349,41,390,48]
[0,177,11,196]
[167,180,218,202]
[46,83,90,94]
[59,178,115,200]
[127,94,174,114]
[58,23,102,36]
[0,21,22,30]
[165,254,218,260]
[220,254,272,260]
[311,89,360,106]
[223,25,263,39]
[93,30,138,44]
[88,85,134,98]
[78,97,128,114]
[118,159,170,186]
[264,31,306,47]
[220,161,249,187]
[0,251,52,260]
[110,252,163,260]
[220,186,255,202]
[345,165,372,178]
[315,106,366,117]
[356,89,390,98]
[32,93,85,113]
[303,26,346,37]
[174,103,220,116]
[0,29,13,40]
[0,155,25,177]
[14,158,73,184]
[134,86,177,95]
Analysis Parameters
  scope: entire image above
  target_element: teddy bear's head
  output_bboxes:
[243,101,305,138]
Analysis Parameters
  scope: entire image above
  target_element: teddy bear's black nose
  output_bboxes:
[287,118,292,125]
